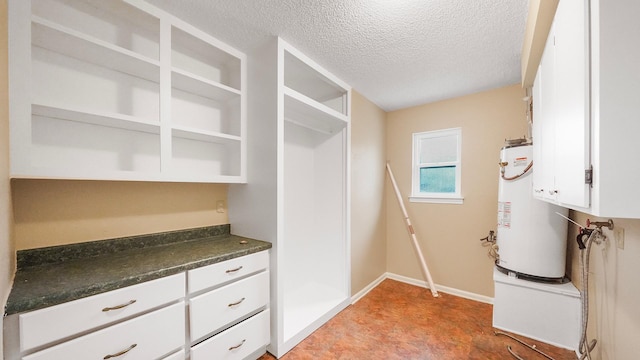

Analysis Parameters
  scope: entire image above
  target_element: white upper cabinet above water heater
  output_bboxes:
[532,0,589,208]
[532,0,640,218]
[8,0,246,183]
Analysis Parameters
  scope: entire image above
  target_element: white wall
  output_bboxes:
[350,91,387,295]
[567,212,640,359]
[385,85,527,297]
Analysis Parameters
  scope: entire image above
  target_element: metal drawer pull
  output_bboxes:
[103,344,137,359]
[102,299,137,312]
[225,266,243,273]
[229,339,246,351]
[228,297,246,307]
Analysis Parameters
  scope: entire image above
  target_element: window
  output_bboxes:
[410,128,463,204]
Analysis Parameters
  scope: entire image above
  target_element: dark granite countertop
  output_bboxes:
[4,225,272,315]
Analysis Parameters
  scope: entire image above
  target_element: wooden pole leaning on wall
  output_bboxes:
[386,162,439,298]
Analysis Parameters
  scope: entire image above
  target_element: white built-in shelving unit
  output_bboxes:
[229,38,351,358]
[9,0,246,183]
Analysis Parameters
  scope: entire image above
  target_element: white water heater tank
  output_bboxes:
[497,143,568,280]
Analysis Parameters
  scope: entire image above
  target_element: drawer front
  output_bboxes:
[162,349,186,360]
[191,310,270,360]
[20,273,185,352]
[23,302,185,360]
[188,251,269,294]
[190,271,269,342]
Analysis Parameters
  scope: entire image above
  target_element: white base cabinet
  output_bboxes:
[5,274,187,360]
[8,0,246,183]
[229,38,351,358]
[22,302,186,360]
[4,251,270,360]
[532,0,640,218]
[186,251,270,358]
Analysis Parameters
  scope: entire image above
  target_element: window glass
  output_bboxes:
[419,136,457,163]
[420,166,456,193]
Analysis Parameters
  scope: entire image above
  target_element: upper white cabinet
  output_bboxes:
[532,0,589,207]
[532,0,640,218]
[229,38,351,358]
[8,0,246,183]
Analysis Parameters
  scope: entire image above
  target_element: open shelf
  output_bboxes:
[10,1,245,183]
[31,17,160,83]
[283,50,348,115]
[283,87,348,134]
[29,114,161,176]
[171,68,241,102]
[31,0,160,60]
[172,26,242,91]
[32,103,160,135]
[172,126,241,145]
[171,135,241,179]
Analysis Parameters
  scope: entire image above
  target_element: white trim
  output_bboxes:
[411,127,462,200]
[409,196,464,204]
[350,273,387,304]
[385,272,494,304]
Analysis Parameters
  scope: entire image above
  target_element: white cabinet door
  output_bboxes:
[532,21,557,202]
[532,0,590,208]
[552,0,590,208]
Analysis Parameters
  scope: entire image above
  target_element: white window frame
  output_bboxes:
[409,128,464,204]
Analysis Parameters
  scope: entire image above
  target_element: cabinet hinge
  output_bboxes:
[585,166,593,185]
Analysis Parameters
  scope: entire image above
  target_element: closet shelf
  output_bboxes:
[171,68,240,102]
[172,126,241,145]
[31,16,160,83]
[284,53,347,105]
[283,87,348,134]
[32,103,160,135]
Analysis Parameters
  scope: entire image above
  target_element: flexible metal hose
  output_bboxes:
[495,331,555,360]
[500,161,533,181]
[578,229,600,360]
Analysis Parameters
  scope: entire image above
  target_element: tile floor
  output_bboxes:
[259,279,577,359]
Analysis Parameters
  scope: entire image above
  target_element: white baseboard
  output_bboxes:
[351,273,386,304]
[376,272,494,304]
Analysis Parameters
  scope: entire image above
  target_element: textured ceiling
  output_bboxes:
[146,0,528,111]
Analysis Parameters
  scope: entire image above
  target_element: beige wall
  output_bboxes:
[12,180,229,250]
[385,84,527,297]
[567,212,640,359]
[1,1,15,357]
[350,91,387,295]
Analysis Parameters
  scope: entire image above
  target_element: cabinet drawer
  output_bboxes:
[188,251,268,294]
[23,302,185,360]
[163,349,186,360]
[190,271,269,342]
[19,273,185,352]
[191,310,270,360]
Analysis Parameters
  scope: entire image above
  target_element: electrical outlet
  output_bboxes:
[614,227,625,250]
[216,200,225,213]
